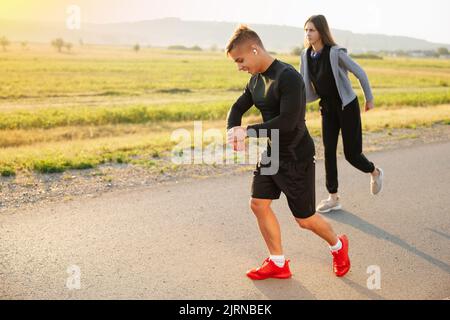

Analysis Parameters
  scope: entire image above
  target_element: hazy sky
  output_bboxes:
[1,0,449,44]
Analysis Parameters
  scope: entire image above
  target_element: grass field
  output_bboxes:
[0,43,449,176]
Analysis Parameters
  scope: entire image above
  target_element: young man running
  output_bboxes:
[226,25,350,279]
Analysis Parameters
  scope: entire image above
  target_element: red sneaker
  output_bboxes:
[332,235,351,277]
[246,258,292,280]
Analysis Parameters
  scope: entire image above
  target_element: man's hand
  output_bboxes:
[365,100,374,112]
[227,126,247,151]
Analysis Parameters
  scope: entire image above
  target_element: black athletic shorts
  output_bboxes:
[251,157,316,219]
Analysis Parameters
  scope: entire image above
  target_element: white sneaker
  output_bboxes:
[371,168,384,195]
[316,196,342,213]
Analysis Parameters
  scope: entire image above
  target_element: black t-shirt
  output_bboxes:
[226,59,315,162]
[307,45,341,102]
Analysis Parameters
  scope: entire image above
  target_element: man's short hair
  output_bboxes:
[226,24,265,56]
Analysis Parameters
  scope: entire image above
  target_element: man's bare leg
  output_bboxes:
[295,213,338,246]
[250,198,283,255]
[246,198,293,279]
[296,213,351,277]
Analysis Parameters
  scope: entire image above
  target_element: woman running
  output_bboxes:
[300,14,384,213]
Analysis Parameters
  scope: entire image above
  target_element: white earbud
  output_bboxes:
[253,49,257,55]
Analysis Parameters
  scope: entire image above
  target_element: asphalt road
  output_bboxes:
[1,141,449,299]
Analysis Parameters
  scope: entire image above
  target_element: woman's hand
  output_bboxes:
[365,100,374,112]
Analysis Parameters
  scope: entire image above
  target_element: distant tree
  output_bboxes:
[79,38,84,46]
[51,38,64,52]
[0,36,10,51]
[190,45,202,51]
[168,45,188,50]
[291,46,303,56]
[64,42,72,52]
[429,51,440,58]
[394,50,407,57]
[133,43,140,53]
[210,44,218,52]
[168,45,203,51]
[437,47,449,56]
[350,53,383,60]
[21,41,28,50]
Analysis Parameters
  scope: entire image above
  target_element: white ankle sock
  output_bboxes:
[269,255,285,267]
[329,239,342,252]
[328,194,339,201]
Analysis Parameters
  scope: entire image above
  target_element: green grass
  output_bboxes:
[0,101,240,129]
[1,105,448,174]
[1,46,449,104]
[0,166,15,177]
[0,44,449,175]
[0,88,448,130]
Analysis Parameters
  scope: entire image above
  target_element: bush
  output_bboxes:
[1,166,15,177]
[291,46,303,56]
[168,45,203,51]
[350,53,383,60]
[32,159,66,173]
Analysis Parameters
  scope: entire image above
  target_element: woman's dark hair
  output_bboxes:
[304,15,337,48]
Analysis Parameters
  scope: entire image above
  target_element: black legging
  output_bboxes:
[320,97,375,194]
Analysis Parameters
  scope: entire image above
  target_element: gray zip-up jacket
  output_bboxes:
[299,46,374,109]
